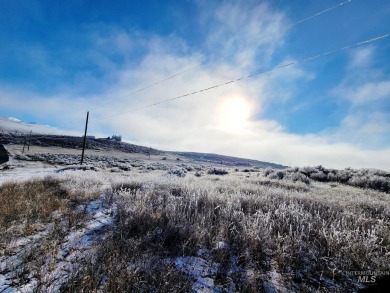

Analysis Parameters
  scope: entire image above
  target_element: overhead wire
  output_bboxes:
[11,0,359,140]
[292,0,352,27]
[87,0,355,112]
[18,31,389,141]
[98,33,389,120]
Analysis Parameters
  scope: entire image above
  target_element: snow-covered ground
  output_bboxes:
[0,147,389,292]
[0,193,113,293]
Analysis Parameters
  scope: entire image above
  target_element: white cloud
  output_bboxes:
[349,46,374,69]
[0,87,89,132]
[198,1,287,70]
[326,45,390,152]
[336,80,390,105]
[2,1,390,171]
[322,111,390,148]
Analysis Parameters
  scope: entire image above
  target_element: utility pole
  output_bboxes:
[149,147,151,160]
[27,131,32,151]
[80,111,89,165]
[22,136,27,154]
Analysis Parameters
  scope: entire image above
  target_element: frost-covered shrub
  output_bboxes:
[207,168,228,175]
[299,166,318,177]
[368,169,390,177]
[327,170,337,182]
[185,165,194,172]
[291,166,390,193]
[264,169,284,179]
[116,163,131,171]
[335,169,352,183]
[131,162,144,168]
[367,176,390,192]
[15,154,30,161]
[310,171,327,182]
[288,172,310,185]
[268,173,279,180]
[195,171,205,177]
[263,167,273,176]
[149,163,168,170]
[286,167,299,173]
[276,171,284,179]
[242,169,259,173]
[194,165,205,171]
[167,168,187,177]
[95,161,108,169]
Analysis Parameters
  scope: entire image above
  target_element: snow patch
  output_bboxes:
[0,199,113,293]
[165,255,219,293]
[7,117,21,122]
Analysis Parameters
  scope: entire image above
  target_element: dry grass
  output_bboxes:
[1,167,389,292]
[63,172,390,292]
[0,177,99,239]
[0,175,102,290]
[0,178,64,226]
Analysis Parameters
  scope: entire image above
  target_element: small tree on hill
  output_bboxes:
[111,135,122,142]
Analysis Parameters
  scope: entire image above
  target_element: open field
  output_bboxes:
[1,144,390,292]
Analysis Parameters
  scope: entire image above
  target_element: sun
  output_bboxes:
[218,96,252,131]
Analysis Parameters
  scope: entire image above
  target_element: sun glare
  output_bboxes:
[218,96,252,131]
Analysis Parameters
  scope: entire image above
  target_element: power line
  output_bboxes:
[252,0,354,47]
[10,31,388,143]
[291,0,352,27]
[20,0,355,140]
[99,33,389,120]
[88,0,355,113]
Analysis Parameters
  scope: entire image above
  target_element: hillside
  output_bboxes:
[0,117,286,168]
[0,132,161,156]
[172,151,287,169]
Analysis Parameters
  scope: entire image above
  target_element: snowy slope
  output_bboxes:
[0,117,75,136]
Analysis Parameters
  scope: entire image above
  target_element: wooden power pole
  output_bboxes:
[22,136,27,154]
[27,130,32,151]
[80,111,89,165]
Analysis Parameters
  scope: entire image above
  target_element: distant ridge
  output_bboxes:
[0,117,286,168]
[172,151,287,169]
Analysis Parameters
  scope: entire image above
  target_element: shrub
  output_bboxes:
[263,167,273,176]
[291,166,390,193]
[335,169,352,183]
[167,168,187,177]
[288,172,310,185]
[268,173,279,180]
[207,168,228,175]
[195,171,205,177]
[276,171,284,179]
[310,171,327,182]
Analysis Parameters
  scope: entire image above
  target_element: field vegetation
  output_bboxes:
[1,155,390,292]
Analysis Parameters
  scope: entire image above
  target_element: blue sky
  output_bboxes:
[1,0,390,169]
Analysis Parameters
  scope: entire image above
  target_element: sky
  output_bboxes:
[1,0,390,170]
